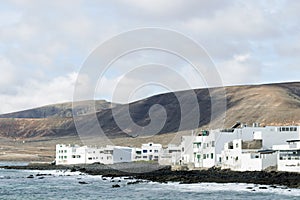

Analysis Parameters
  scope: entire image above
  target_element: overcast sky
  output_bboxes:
[0,0,299,114]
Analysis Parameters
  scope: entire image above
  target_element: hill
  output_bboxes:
[0,82,299,139]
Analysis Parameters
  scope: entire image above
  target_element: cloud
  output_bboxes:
[0,0,299,113]
[0,72,77,114]
[218,54,262,85]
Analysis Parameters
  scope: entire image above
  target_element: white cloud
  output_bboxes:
[0,0,299,113]
[0,57,17,88]
[0,72,77,114]
[218,54,262,85]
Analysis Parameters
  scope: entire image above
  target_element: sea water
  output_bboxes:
[0,163,299,200]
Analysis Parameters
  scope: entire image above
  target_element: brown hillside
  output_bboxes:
[0,82,299,140]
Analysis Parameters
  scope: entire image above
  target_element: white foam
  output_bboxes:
[162,182,300,196]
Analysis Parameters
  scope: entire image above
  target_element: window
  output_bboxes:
[77,155,81,158]
[149,150,152,153]
[150,143,152,146]
[211,141,215,147]
[143,150,147,153]
[154,150,158,153]
[226,156,228,160]
[211,153,214,159]
[64,156,67,159]
[88,157,92,160]
[64,150,67,153]
[203,154,206,159]
[72,155,76,158]
[236,143,238,148]
[235,157,238,161]
[143,156,147,159]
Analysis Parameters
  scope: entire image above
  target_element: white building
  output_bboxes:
[221,139,277,171]
[252,126,299,148]
[141,142,162,161]
[181,125,299,169]
[273,140,300,173]
[56,144,133,165]
[158,144,181,166]
[182,128,254,168]
[180,135,196,165]
[132,147,142,161]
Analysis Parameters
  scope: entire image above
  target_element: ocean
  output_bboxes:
[0,163,299,200]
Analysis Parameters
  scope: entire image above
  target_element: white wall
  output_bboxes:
[141,143,162,161]
[113,147,133,163]
[221,139,277,171]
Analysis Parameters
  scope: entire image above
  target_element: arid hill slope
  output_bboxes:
[0,82,299,139]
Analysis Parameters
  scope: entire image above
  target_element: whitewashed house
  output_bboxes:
[181,125,299,169]
[141,142,162,161]
[221,139,277,171]
[182,127,254,168]
[181,135,196,165]
[158,144,181,166]
[273,140,300,173]
[56,144,134,165]
[132,147,143,161]
[252,126,300,148]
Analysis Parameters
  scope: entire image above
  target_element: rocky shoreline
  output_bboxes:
[2,162,300,189]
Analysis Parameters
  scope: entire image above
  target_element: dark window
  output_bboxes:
[143,150,147,153]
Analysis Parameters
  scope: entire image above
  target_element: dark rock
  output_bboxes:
[70,168,77,172]
[259,186,268,189]
[78,181,88,184]
[127,180,143,185]
[112,184,120,188]
[27,175,34,178]
[124,177,134,180]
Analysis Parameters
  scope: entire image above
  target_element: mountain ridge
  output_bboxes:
[0,81,299,139]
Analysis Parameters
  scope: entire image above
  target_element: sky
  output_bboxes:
[0,0,299,114]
